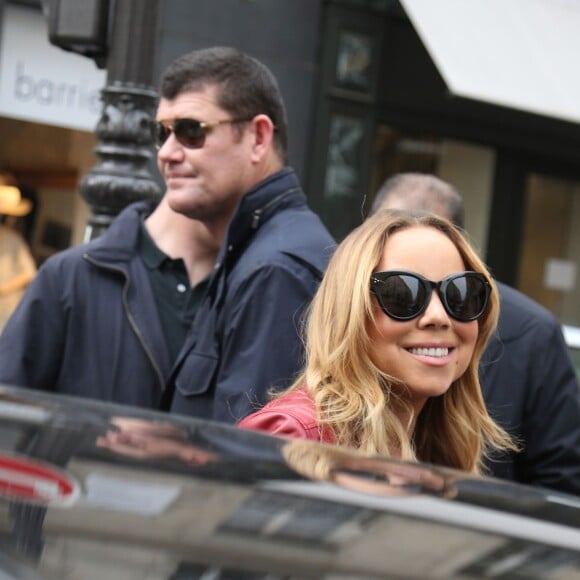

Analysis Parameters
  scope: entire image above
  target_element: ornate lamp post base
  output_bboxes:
[46,0,162,239]
[80,82,161,240]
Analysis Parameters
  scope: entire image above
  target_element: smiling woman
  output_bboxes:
[239,209,519,475]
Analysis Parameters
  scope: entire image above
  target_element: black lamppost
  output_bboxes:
[45,0,162,240]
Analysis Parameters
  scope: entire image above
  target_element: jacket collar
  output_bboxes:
[219,167,304,263]
[84,200,158,264]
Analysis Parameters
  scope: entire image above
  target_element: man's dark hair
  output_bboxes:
[371,172,465,229]
[160,46,288,164]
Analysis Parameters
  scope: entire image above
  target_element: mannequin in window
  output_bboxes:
[0,175,37,332]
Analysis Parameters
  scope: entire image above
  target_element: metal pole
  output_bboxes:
[80,0,162,240]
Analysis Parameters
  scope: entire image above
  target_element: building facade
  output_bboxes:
[2,0,580,326]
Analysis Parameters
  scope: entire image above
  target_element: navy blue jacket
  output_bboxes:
[481,282,580,496]
[167,168,336,423]
[0,201,171,408]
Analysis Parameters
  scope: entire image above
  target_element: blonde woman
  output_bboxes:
[239,210,518,474]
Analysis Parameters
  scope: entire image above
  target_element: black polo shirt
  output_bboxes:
[139,223,209,364]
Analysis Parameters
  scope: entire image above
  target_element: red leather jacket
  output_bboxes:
[237,387,335,443]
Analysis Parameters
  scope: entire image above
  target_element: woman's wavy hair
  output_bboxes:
[286,209,517,474]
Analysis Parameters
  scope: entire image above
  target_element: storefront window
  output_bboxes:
[322,114,365,240]
[335,32,373,92]
[519,174,580,327]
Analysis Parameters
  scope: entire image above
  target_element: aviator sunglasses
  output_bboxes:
[151,117,252,149]
[370,270,490,322]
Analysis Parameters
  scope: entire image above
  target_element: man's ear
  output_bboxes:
[249,114,275,162]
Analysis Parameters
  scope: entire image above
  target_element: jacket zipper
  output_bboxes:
[251,186,302,229]
[83,253,166,392]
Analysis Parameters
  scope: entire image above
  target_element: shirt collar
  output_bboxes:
[139,220,168,270]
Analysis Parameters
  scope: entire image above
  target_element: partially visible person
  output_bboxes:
[371,172,580,496]
[154,47,335,421]
[0,183,36,332]
[0,170,40,246]
[240,211,517,474]
[0,196,219,407]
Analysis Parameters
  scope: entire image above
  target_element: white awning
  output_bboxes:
[399,0,580,125]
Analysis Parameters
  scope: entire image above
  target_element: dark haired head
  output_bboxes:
[160,47,288,164]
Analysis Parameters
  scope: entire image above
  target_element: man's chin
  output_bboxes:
[166,192,199,218]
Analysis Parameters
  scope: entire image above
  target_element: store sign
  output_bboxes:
[0,5,106,132]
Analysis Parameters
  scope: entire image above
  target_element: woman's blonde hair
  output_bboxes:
[285,209,517,474]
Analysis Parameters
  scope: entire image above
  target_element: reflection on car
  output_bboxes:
[0,385,578,579]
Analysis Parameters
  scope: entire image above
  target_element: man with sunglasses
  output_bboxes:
[155,47,335,422]
[372,173,580,496]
